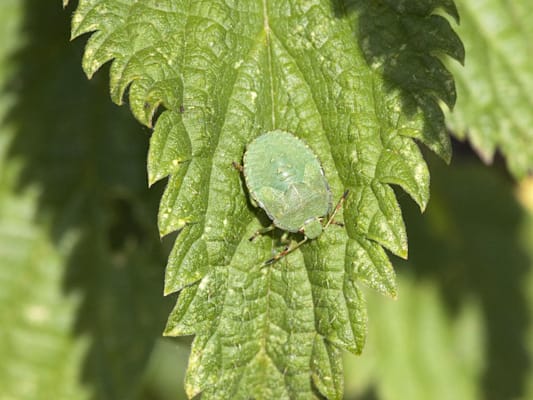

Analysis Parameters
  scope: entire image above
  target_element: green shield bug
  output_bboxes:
[234,130,348,264]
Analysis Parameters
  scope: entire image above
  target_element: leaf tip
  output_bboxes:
[443,3,460,25]
[162,326,177,337]
[443,149,453,165]
[418,197,428,213]
[384,280,399,300]
[458,49,466,67]
[147,172,159,188]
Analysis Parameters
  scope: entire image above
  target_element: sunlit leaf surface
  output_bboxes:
[68,0,462,397]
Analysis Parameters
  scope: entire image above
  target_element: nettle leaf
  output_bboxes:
[69,0,462,398]
[446,0,533,178]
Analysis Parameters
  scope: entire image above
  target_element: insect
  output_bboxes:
[234,130,348,264]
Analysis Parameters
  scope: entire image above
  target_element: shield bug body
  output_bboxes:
[238,130,348,264]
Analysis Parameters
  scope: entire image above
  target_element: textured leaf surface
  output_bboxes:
[69,0,462,398]
[0,1,172,398]
[447,0,533,178]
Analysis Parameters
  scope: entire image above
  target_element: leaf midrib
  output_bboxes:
[258,0,276,386]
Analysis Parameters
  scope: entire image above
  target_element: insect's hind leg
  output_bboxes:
[264,236,308,265]
[249,224,276,241]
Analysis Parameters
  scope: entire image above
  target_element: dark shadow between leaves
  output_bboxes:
[3,0,174,398]
[397,144,531,400]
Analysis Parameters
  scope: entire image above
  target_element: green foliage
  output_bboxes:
[67,0,462,398]
[0,1,172,398]
[345,159,533,400]
[0,3,88,399]
[2,1,533,399]
[447,0,533,178]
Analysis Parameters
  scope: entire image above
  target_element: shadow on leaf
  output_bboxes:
[332,0,464,160]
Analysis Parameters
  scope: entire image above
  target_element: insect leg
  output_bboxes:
[232,161,243,172]
[264,237,308,265]
[249,224,276,241]
[279,231,290,245]
[324,189,349,229]
[328,221,344,227]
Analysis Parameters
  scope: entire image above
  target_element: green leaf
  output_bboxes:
[69,0,462,398]
[349,0,464,163]
[311,337,344,400]
[0,174,90,400]
[0,134,90,399]
[447,0,533,178]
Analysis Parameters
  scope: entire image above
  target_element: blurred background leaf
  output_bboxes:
[344,153,533,400]
[446,0,533,178]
